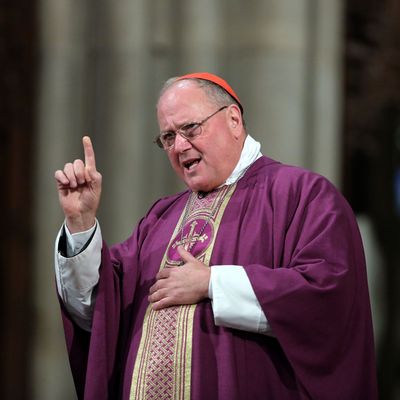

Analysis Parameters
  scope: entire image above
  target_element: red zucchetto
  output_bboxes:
[177,72,243,114]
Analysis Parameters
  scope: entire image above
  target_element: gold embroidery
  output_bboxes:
[130,184,236,399]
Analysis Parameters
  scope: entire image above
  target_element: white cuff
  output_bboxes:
[65,221,97,256]
[54,222,103,331]
[209,265,271,334]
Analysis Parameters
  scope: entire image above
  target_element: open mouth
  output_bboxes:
[183,158,201,170]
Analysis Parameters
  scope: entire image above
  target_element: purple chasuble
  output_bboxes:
[60,156,378,400]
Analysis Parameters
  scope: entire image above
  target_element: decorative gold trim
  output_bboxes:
[130,184,236,399]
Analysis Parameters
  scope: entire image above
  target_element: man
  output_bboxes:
[54,72,378,399]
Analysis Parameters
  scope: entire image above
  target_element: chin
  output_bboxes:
[185,178,219,193]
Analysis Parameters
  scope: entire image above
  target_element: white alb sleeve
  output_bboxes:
[209,265,273,335]
[54,222,102,331]
[64,222,97,256]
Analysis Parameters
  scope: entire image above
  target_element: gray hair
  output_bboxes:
[158,76,246,127]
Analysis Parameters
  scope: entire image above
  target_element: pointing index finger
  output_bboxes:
[83,136,96,170]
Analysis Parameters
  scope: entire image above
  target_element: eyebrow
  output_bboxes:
[160,120,198,134]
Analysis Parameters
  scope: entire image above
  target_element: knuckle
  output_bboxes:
[160,299,170,308]
[169,289,178,299]
[164,269,171,277]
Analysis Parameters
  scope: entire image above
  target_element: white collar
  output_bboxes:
[224,134,262,185]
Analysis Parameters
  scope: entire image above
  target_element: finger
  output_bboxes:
[148,288,168,304]
[63,162,78,188]
[54,169,70,186]
[83,136,97,170]
[152,300,167,311]
[155,268,173,280]
[73,159,86,185]
[152,296,174,311]
[149,271,170,295]
[177,246,197,263]
[148,282,159,295]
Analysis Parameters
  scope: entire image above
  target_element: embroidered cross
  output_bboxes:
[172,220,209,251]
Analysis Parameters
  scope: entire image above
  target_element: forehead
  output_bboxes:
[157,81,214,126]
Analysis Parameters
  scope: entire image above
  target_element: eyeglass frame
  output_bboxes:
[154,105,228,150]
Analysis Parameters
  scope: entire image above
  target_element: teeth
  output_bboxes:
[184,160,199,170]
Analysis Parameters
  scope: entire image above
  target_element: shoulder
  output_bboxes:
[244,156,348,207]
[120,190,188,247]
[144,190,189,220]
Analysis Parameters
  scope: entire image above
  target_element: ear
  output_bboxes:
[227,104,244,139]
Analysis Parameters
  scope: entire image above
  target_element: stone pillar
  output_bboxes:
[225,0,342,185]
[89,0,157,242]
[304,0,343,185]
[179,0,224,72]
[33,0,89,398]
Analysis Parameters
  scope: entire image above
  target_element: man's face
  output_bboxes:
[157,81,244,192]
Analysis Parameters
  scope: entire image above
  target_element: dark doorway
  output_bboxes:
[0,2,38,399]
[344,1,400,398]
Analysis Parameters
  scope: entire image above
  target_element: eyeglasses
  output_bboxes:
[154,106,228,149]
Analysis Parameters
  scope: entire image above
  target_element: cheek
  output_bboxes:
[205,139,237,174]
[168,153,183,174]
[203,144,222,167]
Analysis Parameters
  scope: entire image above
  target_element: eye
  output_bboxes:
[161,131,176,145]
[181,123,200,139]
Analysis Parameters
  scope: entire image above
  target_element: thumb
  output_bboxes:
[177,246,197,264]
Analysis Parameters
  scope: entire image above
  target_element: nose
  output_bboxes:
[173,132,192,153]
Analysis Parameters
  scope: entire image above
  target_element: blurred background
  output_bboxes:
[1,0,399,398]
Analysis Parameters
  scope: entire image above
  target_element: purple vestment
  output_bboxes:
[60,156,378,399]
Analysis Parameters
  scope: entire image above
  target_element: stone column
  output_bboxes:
[33,0,89,398]
[225,0,342,185]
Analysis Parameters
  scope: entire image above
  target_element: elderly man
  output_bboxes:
[55,73,377,399]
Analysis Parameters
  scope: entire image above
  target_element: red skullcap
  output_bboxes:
[177,72,243,114]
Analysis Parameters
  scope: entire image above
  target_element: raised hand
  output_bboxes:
[148,246,211,310]
[54,136,102,233]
